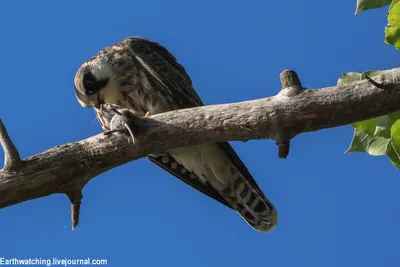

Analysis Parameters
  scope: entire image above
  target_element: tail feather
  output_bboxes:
[222,172,278,232]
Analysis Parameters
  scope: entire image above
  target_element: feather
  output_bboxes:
[78,37,278,231]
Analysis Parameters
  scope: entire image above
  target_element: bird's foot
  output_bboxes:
[103,129,119,135]
[109,108,140,144]
[145,111,151,117]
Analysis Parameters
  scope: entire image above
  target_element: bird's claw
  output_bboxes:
[103,129,119,135]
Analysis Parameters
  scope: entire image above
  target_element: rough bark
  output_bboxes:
[1,69,399,228]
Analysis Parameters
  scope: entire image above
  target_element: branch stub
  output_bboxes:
[0,119,22,172]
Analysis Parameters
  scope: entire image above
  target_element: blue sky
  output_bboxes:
[0,0,399,266]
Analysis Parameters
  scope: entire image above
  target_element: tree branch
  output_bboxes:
[1,69,400,228]
[276,69,303,158]
[0,119,22,172]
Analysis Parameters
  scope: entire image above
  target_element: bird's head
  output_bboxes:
[74,56,115,109]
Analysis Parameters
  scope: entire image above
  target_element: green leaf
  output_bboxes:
[346,128,400,169]
[362,68,400,78]
[388,110,400,121]
[389,121,400,168]
[337,72,362,85]
[351,118,377,135]
[389,0,400,14]
[375,115,392,137]
[385,1,400,50]
[355,0,391,14]
[387,143,400,168]
[346,128,390,155]
[391,119,400,155]
[341,67,400,169]
[351,116,393,138]
[338,68,400,136]
[337,68,400,87]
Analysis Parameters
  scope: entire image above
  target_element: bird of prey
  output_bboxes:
[74,36,278,232]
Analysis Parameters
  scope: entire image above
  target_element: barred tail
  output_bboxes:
[221,171,278,232]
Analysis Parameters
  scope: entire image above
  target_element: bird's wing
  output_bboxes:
[127,37,267,200]
[217,142,267,198]
[94,103,233,209]
[125,37,204,108]
[147,153,232,208]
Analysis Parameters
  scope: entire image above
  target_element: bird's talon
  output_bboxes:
[103,129,119,135]
[110,108,123,116]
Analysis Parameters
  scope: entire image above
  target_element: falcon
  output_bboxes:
[74,37,278,231]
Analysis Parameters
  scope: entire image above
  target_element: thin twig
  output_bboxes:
[364,75,386,89]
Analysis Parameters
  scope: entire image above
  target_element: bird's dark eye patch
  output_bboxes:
[83,71,109,95]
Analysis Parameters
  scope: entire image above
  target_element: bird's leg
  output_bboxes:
[103,129,118,135]
[103,122,118,135]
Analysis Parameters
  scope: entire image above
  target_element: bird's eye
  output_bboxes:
[83,71,108,95]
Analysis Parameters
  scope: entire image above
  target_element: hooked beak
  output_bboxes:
[93,100,100,109]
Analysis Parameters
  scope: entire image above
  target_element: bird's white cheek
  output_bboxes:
[101,83,122,105]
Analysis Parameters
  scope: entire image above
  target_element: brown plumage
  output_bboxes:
[74,37,278,231]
